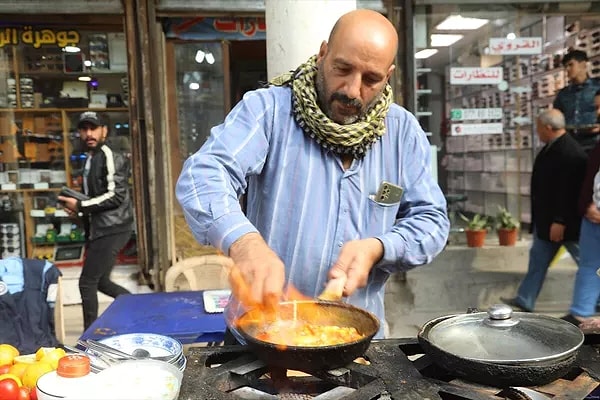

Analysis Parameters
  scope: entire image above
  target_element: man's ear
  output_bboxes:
[317,41,328,63]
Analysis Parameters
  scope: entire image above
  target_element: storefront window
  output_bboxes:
[173,42,225,159]
[414,2,600,225]
[0,26,134,263]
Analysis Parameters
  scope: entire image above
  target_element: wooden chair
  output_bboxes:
[164,255,232,292]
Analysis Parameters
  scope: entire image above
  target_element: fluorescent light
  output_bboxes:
[205,52,215,65]
[431,34,463,47]
[415,49,438,59]
[435,15,488,31]
[195,50,205,63]
[189,82,200,90]
[83,60,92,67]
[78,76,92,82]
[63,46,80,53]
[506,32,516,40]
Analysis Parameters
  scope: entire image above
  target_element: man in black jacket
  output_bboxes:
[502,109,587,312]
[58,111,134,330]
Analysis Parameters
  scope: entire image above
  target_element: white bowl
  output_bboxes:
[98,333,183,361]
[91,359,183,400]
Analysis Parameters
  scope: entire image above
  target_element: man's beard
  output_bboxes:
[315,67,383,125]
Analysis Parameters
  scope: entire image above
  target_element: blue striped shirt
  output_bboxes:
[176,86,449,337]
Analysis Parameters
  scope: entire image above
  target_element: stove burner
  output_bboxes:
[179,338,600,399]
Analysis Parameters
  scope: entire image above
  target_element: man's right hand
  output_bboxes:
[228,232,285,309]
[585,203,600,224]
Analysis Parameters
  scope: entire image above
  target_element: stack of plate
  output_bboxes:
[95,333,186,372]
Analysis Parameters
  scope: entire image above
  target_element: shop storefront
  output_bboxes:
[0,15,138,267]
[412,1,600,227]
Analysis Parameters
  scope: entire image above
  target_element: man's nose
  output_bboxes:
[344,74,361,100]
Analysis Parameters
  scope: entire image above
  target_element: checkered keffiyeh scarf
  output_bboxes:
[270,55,393,158]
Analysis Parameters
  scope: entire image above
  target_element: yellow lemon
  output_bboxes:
[39,348,66,370]
[13,354,37,365]
[35,347,56,361]
[0,344,19,358]
[8,362,28,379]
[0,373,22,386]
[22,361,53,389]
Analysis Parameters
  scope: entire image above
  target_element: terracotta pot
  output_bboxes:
[465,229,486,247]
[498,228,518,246]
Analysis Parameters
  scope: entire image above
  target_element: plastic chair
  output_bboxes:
[164,255,232,293]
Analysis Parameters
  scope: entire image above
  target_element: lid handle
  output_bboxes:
[484,303,519,328]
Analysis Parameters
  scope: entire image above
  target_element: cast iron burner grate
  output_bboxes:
[179,338,600,399]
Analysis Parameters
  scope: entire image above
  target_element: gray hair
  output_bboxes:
[537,109,565,130]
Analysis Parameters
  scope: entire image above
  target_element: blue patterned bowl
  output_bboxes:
[99,333,184,362]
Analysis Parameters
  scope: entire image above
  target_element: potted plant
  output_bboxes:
[459,213,490,248]
[495,206,520,246]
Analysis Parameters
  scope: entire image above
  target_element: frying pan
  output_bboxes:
[235,300,379,372]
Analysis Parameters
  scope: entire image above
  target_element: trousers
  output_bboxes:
[516,230,579,311]
[79,230,132,330]
[570,218,600,317]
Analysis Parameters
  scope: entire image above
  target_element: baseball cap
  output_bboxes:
[77,111,106,129]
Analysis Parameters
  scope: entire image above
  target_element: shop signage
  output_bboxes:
[451,123,504,135]
[0,27,80,48]
[450,67,503,85]
[164,17,266,41]
[509,86,532,94]
[450,108,503,121]
[488,37,542,55]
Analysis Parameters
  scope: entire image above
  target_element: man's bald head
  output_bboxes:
[328,9,398,68]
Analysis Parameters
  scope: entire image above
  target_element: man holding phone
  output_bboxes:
[58,111,134,330]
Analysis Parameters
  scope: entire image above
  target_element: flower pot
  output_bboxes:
[498,228,518,246]
[465,229,486,248]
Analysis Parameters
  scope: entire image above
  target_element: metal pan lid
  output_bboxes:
[423,304,584,364]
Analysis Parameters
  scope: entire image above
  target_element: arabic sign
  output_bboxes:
[451,123,504,135]
[488,37,542,55]
[164,17,266,41]
[513,117,532,125]
[450,108,503,121]
[509,86,532,94]
[0,27,80,48]
[450,67,503,85]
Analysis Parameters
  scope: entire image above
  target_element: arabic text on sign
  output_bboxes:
[450,67,503,85]
[450,108,503,121]
[451,123,504,136]
[488,37,542,55]
[0,27,80,48]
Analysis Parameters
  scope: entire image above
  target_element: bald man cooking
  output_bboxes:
[176,9,449,341]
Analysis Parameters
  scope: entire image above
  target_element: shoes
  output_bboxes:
[499,297,531,312]
[560,314,582,327]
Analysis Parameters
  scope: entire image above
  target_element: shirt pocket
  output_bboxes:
[364,197,401,237]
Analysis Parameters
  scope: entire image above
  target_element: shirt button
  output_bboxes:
[338,242,343,247]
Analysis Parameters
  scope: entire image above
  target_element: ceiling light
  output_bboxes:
[78,76,92,82]
[415,49,438,59]
[431,34,464,47]
[189,82,200,90]
[195,50,205,63]
[63,46,81,53]
[435,15,488,31]
[205,52,215,65]
[506,32,516,40]
[84,60,92,67]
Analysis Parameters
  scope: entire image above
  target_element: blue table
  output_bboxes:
[79,291,226,344]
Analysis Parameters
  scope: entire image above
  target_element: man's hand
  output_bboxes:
[57,195,78,216]
[585,202,600,224]
[549,222,565,242]
[329,238,383,296]
[228,232,285,308]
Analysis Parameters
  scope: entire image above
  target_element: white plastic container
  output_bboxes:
[36,354,97,400]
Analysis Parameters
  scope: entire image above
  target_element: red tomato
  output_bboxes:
[0,377,19,400]
[28,387,37,400]
[0,365,11,375]
[16,386,29,400]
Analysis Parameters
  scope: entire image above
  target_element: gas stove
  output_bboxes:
[179,338,600,399]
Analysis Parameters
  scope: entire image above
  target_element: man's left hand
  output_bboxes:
[329,238,383,296]
[57,196,78,213]
[549,222,565,242]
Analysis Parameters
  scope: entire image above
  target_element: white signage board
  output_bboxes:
[450,108,503,121]
[488,37,543,55]
[450,67,503,85]
[451,123,504,136]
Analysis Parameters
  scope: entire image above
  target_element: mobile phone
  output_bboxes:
[375,181,403,204]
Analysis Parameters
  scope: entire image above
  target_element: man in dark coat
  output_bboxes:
[502,109,587,311]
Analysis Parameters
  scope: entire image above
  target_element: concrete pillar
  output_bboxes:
[265,0,357,80]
